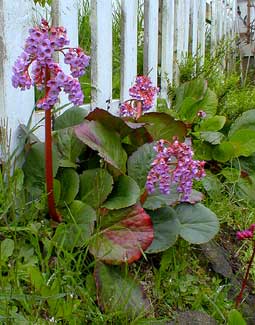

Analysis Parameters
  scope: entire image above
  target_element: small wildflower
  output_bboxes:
[146,138,206,201]
[197,110,207,118]
[237,224,255,240]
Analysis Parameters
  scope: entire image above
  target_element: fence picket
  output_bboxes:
[198,0,206,65]
[91,0,112,110]
[143,0,159,90]
[161,0,175,98]
[191,0,199,56]
[120,0,138,103]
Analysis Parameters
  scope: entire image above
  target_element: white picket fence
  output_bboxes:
[0,0,237,143]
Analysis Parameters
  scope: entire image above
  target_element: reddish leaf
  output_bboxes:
[86,108,146,138]
[74,120,127,173]
[90,205,153,264]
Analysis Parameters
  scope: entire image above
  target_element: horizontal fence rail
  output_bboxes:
[0,0,237,144]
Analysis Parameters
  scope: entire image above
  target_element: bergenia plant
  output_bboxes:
[235,224,255,308]
[120,75,158,119]
[12,19,89,222]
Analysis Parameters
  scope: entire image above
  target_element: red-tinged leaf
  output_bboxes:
[90,205,154,264]
[74,120,127,173]
[86,108,146,138]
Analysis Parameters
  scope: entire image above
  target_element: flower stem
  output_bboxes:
[235,240,255,308]
[44,67,62,222]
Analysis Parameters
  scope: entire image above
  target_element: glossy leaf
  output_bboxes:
[74,120,127,173]
[89,205,153,264]
[103,175,140,209]
[212,141,235,162]
[1,239,14,261]
[127,143,156,190]
[146,207,180,253]
[229,129,255,157]
[138,112,187,142]
[199,131,224,144]
[54,106,88,130]
[86,108,146,138]
[94,262,152,316]
[57,168,79,206]
[143,187,203,210]
[53,127,86,167]
[176,203,219,244]
[79,168,113,208]
[198,116,226,131]
[53,200,96,250]
[23,142,59,195]
[229,109,255,136]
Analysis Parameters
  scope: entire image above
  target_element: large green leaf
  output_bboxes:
[175,79,207,112]
[89,205,153,264]
[23,142,59,195]
[229,109,255,137]
[57,168,79,206]
[199,131,225,144]
[198,116,226,131]
[212,141,235,162]
[138,112,187,142]
[86,108,146,138]
[197,88,218,118]
[146,207,180,253]
[127,143,156,190]
[143,187,203,210]
[53,200,96,250]
[103,175,140,209]
[54,106,89,130]
[94,262,152,316]
[79,168,113,208]
[1,238,14,261]
[175,203,219,244]
[227,309,246,325]
[74,120,127,173]
[229,129,255,157]
[235,173,255,205]
[53,127,86,168]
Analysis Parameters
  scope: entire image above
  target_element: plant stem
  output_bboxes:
[236,240,255,308]
[45,67,62,222]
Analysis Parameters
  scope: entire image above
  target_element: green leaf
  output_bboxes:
[53,127,86,167]
[79,168,113,208]
[175,79,207,112]
[74,120,127,173]
[146,207,180,253]
[90,205,153,264]
[58,168,79,206]
[175,203,219,244]
[199,131,225,144]
[143,188,180,210]
[227,309,246,325]
[212,142,235,162]
[53,179,61,205]
[94,262,152,317]
[143,187,203,210]
[202,173,223,198]
[23,142,59,195]
[198,116,226,131]
[127,143,156,190]
[193,140,213,160]
[1,239,14,261]
[229,129,255,157]
[138,112,187,142]
[198,88,218,118]
[235,174,255,205]
[54,106,88,130]
[103,175,140,209]
[53,201,96,250]
[229,109,255,137]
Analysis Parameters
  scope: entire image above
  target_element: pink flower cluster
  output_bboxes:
[120,76,158,118]
[12,19,90,110]
[237,224,255,240]
[146,138,206,201]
